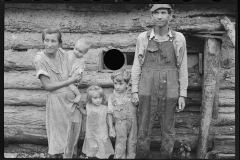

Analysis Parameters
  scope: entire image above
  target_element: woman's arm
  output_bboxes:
[39,74,80,91]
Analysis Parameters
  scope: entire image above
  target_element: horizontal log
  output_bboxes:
[4,106,234,150]
[4,49,102,72]
[211,135,235,154]
[4,89,202,107]
[4,32,208,51]
[5,4,235,15]
[4,105,235,133]
[4,70,203,90]
[215,153,235,159]
[4,124,214,151]
[4,144,48,154]
[4,69,234,91]
[4,71,114,89]
[4,89,113,107]
[5,4,235,34]
[4,32,139,50]
[4,88,235,107]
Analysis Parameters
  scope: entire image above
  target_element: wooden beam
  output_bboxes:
[220,16,235,47]
[212,63,220,119]
[197,38,221,159]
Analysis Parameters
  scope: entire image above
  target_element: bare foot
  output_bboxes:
[73,95,81,103]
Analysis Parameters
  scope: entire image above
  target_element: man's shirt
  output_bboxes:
[131,28,188,97]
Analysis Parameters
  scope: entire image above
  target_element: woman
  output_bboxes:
[34,28,82,158]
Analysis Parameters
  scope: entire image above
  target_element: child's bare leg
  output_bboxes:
[69,84,81,103]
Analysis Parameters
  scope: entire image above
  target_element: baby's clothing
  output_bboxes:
[69,57,85,77]
[108,90,138,159]
[82,104,114,159]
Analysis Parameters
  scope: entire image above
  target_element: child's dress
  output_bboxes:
[82,104,114,159]
[108,90,138,159]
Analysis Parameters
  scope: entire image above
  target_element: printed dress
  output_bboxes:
[82,104,114,159]
[34,49,82,155]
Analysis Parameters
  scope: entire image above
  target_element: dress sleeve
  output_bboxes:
[107,95,114,114]
[33,54,50,79]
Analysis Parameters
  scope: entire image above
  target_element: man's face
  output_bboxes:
[151,9,171,28]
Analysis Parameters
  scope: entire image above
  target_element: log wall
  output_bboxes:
[4,3,235,154]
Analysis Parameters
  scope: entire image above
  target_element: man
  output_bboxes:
[131,4,188,159]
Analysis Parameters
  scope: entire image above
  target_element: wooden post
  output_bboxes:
[212,67,220,119]
[197,38,221,159]
[220,16,235,47]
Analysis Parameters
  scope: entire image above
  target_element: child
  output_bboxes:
[79,85,114,159]
[107,69,138,159]
[67,38,91,104]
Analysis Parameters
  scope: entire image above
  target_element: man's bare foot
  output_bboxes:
[73,95,81,103]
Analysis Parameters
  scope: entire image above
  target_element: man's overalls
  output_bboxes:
[136,33,179,159]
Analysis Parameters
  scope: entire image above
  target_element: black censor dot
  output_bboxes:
[104,49,125,70]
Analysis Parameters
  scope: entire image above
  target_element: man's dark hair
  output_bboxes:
[42,28,62,44]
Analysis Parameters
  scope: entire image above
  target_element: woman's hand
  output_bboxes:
[69,72,82,83]
[109,127,116,138]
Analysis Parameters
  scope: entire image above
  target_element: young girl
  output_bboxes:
[79,85,114,159]
[107,69,138,159]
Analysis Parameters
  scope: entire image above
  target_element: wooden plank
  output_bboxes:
[197,38,221,158]
[220,16,235,47]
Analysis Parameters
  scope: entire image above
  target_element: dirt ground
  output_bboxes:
[4,143,197,159]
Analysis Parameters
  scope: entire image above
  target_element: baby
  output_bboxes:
[68,38,91,103]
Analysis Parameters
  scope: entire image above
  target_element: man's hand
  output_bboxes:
[176,96,185,112]
[131,92,139,105]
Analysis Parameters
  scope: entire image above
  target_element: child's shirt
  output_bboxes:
[108,90,137,122]
[82,104,114,158]
[67,51,85,77]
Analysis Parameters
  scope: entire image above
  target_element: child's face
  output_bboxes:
[73,43,89,58]
[91,92,103,106]
[113,78,128,94]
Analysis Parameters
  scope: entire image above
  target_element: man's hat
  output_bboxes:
[150,4,174,12]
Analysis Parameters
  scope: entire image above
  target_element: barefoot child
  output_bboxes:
[78,85,114,159]
[107,69,138,159]
[67,38,91,104]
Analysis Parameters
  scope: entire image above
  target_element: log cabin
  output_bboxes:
[4,3,236,159]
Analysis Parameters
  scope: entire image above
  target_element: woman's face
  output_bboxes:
[43,33,60,55]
